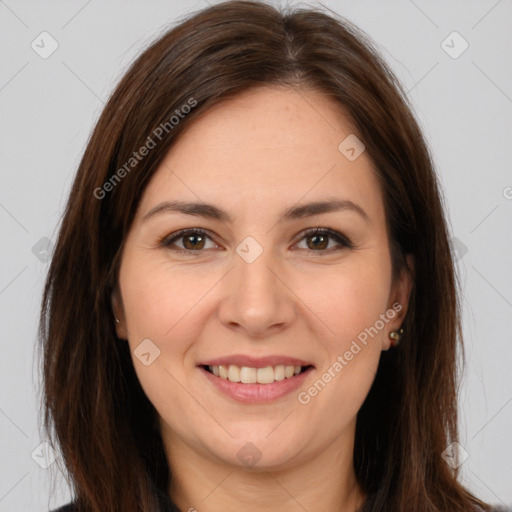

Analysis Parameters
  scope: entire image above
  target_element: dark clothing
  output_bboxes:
[51,501,179,511]
[50,502,512,512]
[51,485,180,511]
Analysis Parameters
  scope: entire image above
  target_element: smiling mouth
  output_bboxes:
[202,364,313,384]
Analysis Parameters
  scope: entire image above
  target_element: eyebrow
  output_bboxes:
[142,198,370,225]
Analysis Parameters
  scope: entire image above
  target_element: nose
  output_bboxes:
[217,241,296,338]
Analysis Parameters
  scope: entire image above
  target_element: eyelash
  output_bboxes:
[159,227,354,256]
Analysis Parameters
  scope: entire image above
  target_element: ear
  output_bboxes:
[383,253,414,351]
[111,286,127,340]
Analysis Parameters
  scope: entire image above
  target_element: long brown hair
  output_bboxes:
[38,1,491,511]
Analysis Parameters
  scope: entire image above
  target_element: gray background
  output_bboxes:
[1,0,511,510]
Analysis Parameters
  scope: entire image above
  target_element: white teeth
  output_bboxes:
[274,365,285,381]
[256,366,275,384]
[219,365,228,379]
[227,365,241,382]
[240,366,256,383]
[207,364,307,384]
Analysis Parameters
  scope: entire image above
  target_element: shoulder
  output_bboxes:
[48,499,181,511]
[481,505,512,512]
[49,504,77,512]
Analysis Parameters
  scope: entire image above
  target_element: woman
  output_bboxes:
[39,1,508,511]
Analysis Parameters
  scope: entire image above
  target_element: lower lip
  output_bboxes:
[199,366,314,404]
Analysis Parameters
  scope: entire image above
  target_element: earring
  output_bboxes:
[115,317,120,324]
[389,328,404,347]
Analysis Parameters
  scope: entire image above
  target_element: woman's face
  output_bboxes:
[113,85,413,471]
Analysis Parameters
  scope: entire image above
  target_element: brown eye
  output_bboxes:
[296,228,353,253]
[161,229,218,253]
[160,227,353,256]
[306,233,329,250]
[182,233,206,250]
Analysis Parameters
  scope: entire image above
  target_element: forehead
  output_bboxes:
[136,85,384,227]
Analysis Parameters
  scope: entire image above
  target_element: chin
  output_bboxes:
[203,428,307,471]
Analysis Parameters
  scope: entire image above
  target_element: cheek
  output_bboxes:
[118,254,203,414]
[303,257,391,342]
[119,252,208,341]
[298,257,390,409]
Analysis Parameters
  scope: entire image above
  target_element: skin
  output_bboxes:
[112,85,414,512]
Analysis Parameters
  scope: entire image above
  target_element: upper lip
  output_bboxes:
[198,354,314,368]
